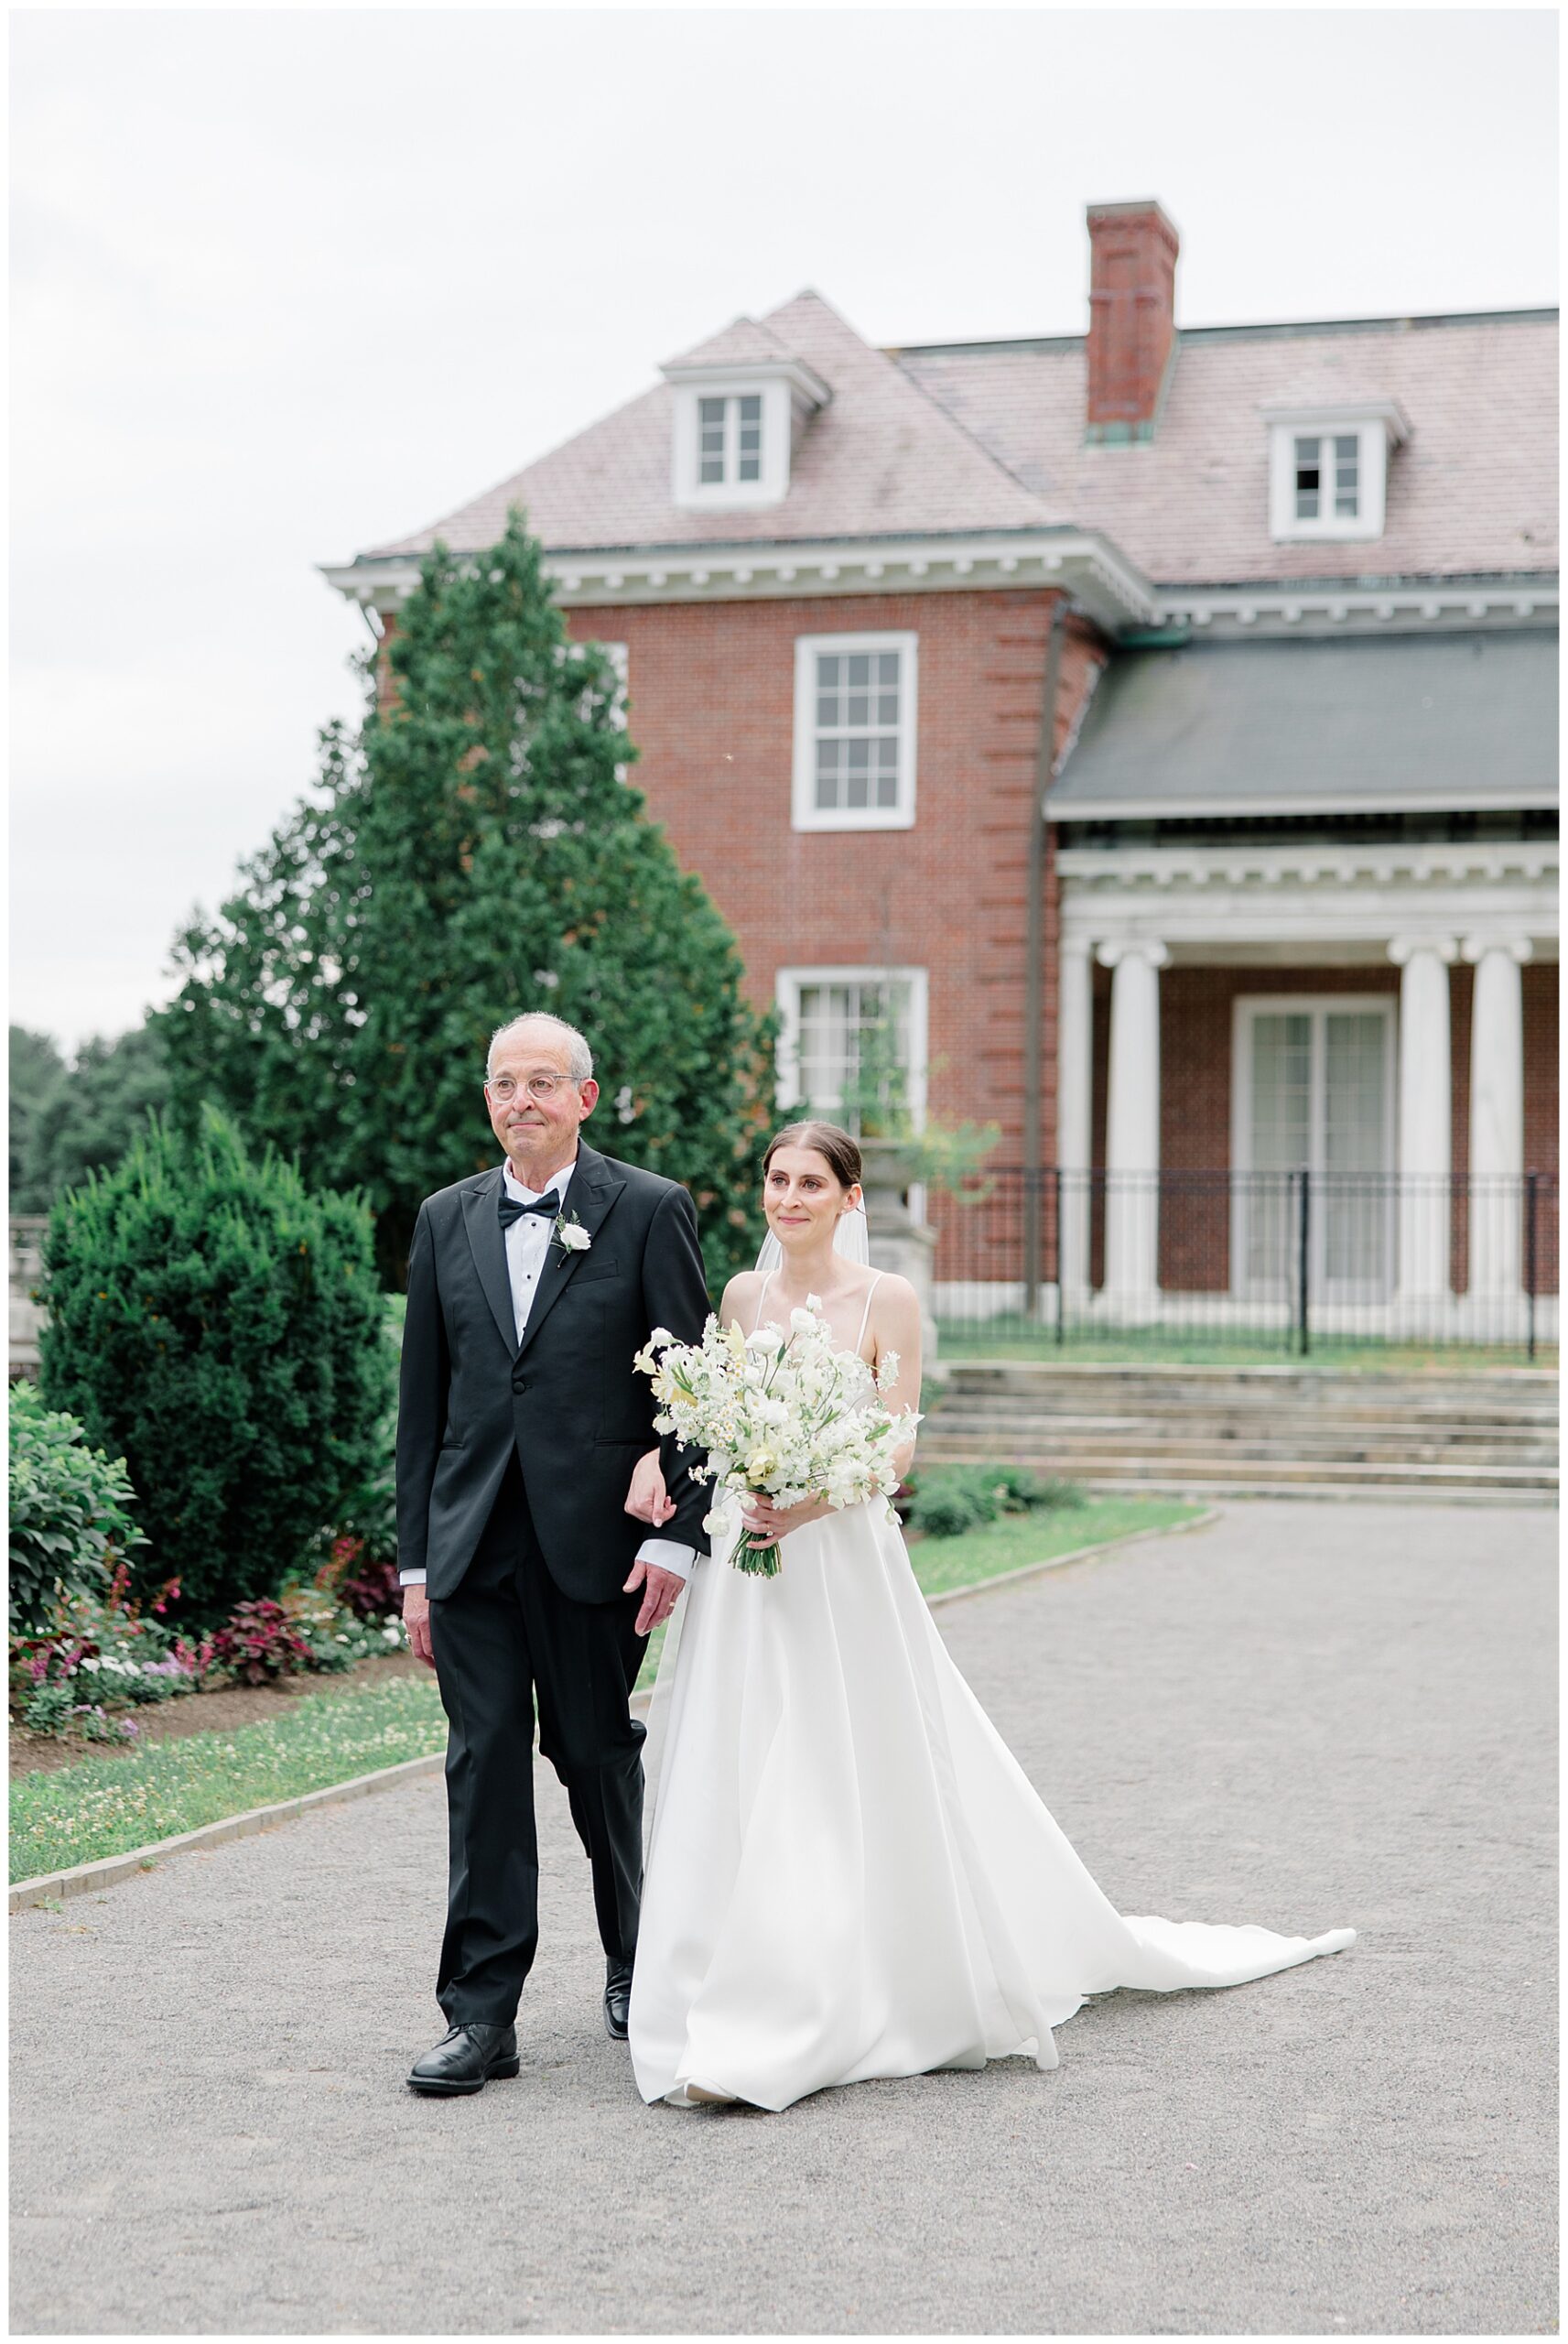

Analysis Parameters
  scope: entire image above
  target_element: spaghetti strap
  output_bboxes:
[854,1272,885,1359]
[752,1269,775,1335]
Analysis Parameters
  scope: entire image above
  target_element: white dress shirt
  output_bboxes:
[399,1155,697,1588]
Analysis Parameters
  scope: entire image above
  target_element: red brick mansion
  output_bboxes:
[326,201,1558,1341]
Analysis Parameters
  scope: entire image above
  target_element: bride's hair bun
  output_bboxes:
[763,1120,862,1191]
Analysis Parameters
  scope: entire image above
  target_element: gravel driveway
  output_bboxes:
[9,1500,1556,2336]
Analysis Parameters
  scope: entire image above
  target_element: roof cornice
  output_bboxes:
[1159,578,1558,637]
[322,537,1557,643]
[320,527,1159,632]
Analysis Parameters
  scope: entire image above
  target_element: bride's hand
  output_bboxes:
[740,1494,832,1548]
[625,1448,676,1526]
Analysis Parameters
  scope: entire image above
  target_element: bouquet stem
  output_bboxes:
[732,1536,782,1579]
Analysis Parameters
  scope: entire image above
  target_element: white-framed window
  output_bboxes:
[1230,995,1397,1299]
[774,966,929,1132]
[1290,430,1360,525]
[1264,404,1405,543]
[697,394,763,487]
[792,633,918,832]
[668,373,795,508]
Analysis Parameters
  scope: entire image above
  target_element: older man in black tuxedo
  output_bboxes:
[397,1012,710,2095]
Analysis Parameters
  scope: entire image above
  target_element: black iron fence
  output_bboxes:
[930,1169,1560,1358]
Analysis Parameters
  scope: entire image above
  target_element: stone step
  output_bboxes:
[931,1402,1556,1440]
[1071,1477,1559,1510]
[918,1438,1558,1492]
[942,1357,1560,1373]
[918,1416,1556,1453]
[942,1367,1558,1402]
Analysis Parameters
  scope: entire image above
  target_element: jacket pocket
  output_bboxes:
[560,1256,619,1289]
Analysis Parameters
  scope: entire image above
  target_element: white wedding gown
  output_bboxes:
[629,1275,1355,2113]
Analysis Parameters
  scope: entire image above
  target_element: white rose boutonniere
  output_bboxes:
[553,1210,592,1256]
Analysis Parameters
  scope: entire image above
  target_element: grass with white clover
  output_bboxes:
[14,1487,1199,1881]
[10,1672,447,1883]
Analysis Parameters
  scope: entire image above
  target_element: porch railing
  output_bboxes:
[930,1170,1560,1358]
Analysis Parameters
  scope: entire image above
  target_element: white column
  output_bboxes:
[1055,939,1094,1297]
[1098,940,1167,1313]
[1463,936,1532,1297]
[1389,938,1455,1304]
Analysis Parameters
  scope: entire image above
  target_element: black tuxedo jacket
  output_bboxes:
[395,1141,714,1604]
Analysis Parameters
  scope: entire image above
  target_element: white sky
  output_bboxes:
[9,5,1558,1051]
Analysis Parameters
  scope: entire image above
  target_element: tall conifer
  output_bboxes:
[166,514,772,1284]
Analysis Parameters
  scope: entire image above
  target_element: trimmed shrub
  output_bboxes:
[903,1464,1087,1541]
[7,1383,148,1637]
[905,1481,992,1540]
[38,1109,395,1629]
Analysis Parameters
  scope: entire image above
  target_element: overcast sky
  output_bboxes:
[10,5,1558,1052]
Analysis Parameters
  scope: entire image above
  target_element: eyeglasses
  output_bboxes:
[486,1072,580,1104]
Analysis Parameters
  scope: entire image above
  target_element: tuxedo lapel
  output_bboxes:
[514,1142,626,1362]
[460,1168,518,1354]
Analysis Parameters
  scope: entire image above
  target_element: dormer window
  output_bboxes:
[1262,396,1410,544]
[1292,431,1359,524]
[662,324,831,511]
[698,393,763,487]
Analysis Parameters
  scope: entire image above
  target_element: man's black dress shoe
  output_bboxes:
[604,1959,633,2041]
[407,2021,519,2097]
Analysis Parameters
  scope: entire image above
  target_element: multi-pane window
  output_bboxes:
[776,968,927,1131]
[815,648,902,812]
[793,633,918,830]
[1268,414,1392,540]
[1292,432,1360,523]
[1236,999,1394,1297]
[697,393,763,487]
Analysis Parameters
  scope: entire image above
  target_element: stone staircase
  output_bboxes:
[921,1362,1559,1504]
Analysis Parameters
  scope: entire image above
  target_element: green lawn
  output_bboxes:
[15,1494,1201,1883]
[11,1674,447,1885]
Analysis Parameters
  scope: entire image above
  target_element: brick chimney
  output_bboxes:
[1085,200,1180,442]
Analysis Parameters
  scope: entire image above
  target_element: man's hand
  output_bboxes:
[623,1557,685,1637]
[624,1449,676,1528]
[403,1583,436,1669]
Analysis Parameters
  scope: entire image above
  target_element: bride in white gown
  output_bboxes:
[628,1120,1355,2113]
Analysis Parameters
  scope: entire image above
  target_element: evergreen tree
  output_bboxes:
[163,512,773,1287]
[38,1111,393,1626]
[9,1026,65,1207]
[15,1024,169,1210]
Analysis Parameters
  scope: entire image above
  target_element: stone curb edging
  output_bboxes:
[10,1506,1219,1915]
[916,1503,1219,1611]
[9,1752,447,1915]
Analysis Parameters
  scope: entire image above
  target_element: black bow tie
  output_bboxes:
[498,1190,561,1232]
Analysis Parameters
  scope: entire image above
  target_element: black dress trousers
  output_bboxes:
[429,1453,648,2027]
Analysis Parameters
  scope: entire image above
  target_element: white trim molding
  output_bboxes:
[1058,837,1559,965]
[324,543,1555,649]
[792,630,918,832]
[320,529,1157,634]
[1159,579,1557,637]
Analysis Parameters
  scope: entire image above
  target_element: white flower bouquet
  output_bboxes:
[634,1297,922,1578]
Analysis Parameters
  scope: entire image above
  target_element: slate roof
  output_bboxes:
[367,293,1056,559]
[661,316,802,372]
[360,297,1557,588]
[1050,631,1559,818]
[899,312,1558,585]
